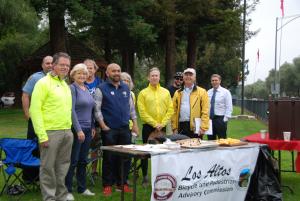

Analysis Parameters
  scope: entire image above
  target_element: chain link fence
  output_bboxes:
[233,99,268,122]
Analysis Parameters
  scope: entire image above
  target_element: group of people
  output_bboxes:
[21,52,232,201]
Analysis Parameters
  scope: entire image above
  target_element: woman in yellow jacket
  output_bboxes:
[137,67,173,186]
[171,68,210,139]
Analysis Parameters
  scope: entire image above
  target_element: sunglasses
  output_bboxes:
[175,77,183,81]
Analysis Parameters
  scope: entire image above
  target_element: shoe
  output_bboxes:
[102,186,112,196]
[66,193,75,201]
[81,189,95,196]
[115,184,133,193]
[142,176,149,187]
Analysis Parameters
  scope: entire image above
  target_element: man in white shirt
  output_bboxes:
[208,74,232,140]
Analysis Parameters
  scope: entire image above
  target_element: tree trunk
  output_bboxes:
[165,24,176,85]
[187,25,197,69]
[48,0,67,53]
[121,49,135,79]
[104,32,112,63]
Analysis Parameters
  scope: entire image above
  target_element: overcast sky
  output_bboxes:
[245,0,300,85]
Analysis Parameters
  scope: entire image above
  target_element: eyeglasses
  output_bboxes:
[57,63,70,68]
[175,77,183,81]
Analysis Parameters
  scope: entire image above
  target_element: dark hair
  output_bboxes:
[52,52,71,64]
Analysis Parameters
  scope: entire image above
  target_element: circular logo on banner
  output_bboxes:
[238,168,251,188]
[153,174,177,201]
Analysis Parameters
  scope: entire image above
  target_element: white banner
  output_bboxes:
[151,146,259,201]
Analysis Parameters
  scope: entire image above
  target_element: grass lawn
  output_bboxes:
[0,107,299,201]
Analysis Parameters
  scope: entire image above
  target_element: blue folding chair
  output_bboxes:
[0,138,40,197]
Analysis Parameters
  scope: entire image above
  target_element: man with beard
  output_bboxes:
[167,72,183,97]
[30,52,73,201]
[94,63,137,196]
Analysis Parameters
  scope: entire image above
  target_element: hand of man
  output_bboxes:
[78,131,85,142]
[24,112,30,120]
[155,124,163,131]
[198,128,205,139]
[40,140,49,148]
[131,124,139,136]
[173,129,178,134]
[99,120,110,132]
[102,125,110,132]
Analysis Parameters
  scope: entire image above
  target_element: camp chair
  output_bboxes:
[0,138,40,197]
[86,143,102,186]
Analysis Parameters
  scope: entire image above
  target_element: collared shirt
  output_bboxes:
[22,71,46,95]
[208,86,232,121]
[179,84,194,122]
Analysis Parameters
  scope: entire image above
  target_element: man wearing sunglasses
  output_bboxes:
[168,72,183,97]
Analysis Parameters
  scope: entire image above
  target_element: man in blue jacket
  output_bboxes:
[94,63,137,196]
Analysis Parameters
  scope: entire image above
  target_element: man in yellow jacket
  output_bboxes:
[137,67,173,186]
[30,52,73,201]
[171,68,210,139]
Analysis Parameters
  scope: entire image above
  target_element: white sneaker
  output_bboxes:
[81,189,95,196]
[66,193,75,201]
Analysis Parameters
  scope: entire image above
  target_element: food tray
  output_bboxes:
[217,141,248,147]
[180,140,219,149]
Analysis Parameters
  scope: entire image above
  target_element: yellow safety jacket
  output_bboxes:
[171,85,210,132]
[129,91,136,130]
[29,73,72,143]
[137,84,173,127]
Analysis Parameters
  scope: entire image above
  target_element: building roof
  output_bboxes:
[22,33,107,74]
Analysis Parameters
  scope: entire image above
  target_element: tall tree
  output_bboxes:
[0,0,41,94]
[149,0,178,84]
[31,0,94,53]
[177,0,216,69]
[87,0,156,78]
[48,0,67,52]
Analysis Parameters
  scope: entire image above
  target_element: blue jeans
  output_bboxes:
[101,126,131,186]
[65,127,92,193]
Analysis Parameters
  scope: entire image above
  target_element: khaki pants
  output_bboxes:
[39,130,73,201]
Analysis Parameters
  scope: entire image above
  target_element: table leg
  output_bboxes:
[296,152,300,172]
[278,151,294,194]
[121,158,124,201]
[133,157,138,201]
[291,151,295,172]
[278,150,281,183]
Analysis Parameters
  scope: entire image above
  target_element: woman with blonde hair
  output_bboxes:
[120,72,139,136]
[84,59,103,177]
[65,63,95,200]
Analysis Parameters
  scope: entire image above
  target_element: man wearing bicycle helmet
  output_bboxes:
[168,72,183,97]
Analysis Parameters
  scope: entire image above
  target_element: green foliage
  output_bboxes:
[0,0,43,93]
[260,56,300,98]
[245,79,269,99]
